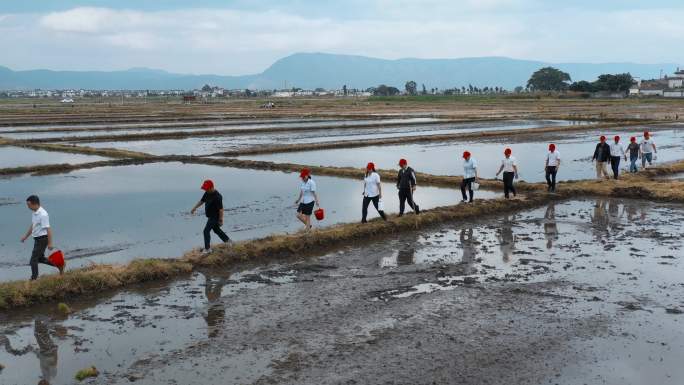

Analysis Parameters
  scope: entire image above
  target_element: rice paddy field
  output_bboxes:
[2,97,684,385]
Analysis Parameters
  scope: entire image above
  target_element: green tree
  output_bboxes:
[569,80,594,92]
[405,81,417,95]
[527,67,572,91]
[593,73,634,92]
[343,85,348,96]
[201,84,212,92]
[421,84,427,95]
[374,84,400,96]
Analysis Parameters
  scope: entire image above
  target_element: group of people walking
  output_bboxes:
[593,131,658,180]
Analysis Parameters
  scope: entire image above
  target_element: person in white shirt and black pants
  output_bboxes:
[545,143,561,192]
[609,135,627,180]
[295,168,320,230]
[641,131,658,168]
[21,195,62,280]
[495,148,518,199]
[362,162,387,223]
[461,151,478,203]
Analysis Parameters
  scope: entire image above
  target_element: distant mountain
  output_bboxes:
[0,53,678,90]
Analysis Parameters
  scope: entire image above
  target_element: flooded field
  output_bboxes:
[0,146,109,168]
[0,162,488,282]
[2,199,683,384]
[241,127,684,183]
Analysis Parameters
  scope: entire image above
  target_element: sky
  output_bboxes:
[1,0,683,75]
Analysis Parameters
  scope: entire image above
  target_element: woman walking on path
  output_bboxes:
[627,137,640,173]
[362,162,387,223]
[495,148,518,199]
[295,168,320,230]
[609,135,627,180]
[545,143,561,192]
[592,136,611,180]
[396,158,420,216]
[461,151,478,203]
[641,131,658,168]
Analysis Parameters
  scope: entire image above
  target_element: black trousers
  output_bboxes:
[398,188,418,215]
[30,235,54,280]
[502,171,516,198]
[460,177,475,202]
[610,156,621,179]
[362,195,387,223]
[203,217,230,250]
[545,166,558,191]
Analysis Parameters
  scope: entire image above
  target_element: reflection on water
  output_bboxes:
[203,272,227,339]
[543,204,558,250]
[499,215,516,261]
[35,319,58,384]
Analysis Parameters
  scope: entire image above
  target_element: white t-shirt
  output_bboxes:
[546,151,561,167]
[463,158,478,179]
[300,179,317,204]
[609,142,625,157]
[501,156,517,172]
[364,172,381,197]
[641,139,656,154]
[31,207,50,238]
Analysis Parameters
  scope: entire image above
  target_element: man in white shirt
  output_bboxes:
[21,195,62,280]
[495,148,518,199]
[640,131,658,168]
[545,144,561,192]
[609,135,627,180]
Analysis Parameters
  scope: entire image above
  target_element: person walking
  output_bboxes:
[545,143,561,192]
[362,162,387,223]
[21,195,63,280]
[609,135,627,179]
[190,179,230,253]
[461,151,478,203]
[396,158,420,216]
[294,168,320,230]
[640,131,658,168]
[627,136,640,173]
[495,148,518,199]
[592,136,611,179]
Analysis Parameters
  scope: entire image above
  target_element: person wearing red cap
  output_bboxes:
[396,159,420,216]
[495,148,518,199]
[544,143,561,192]
[190,179,230,253]
[592,136,611,179]
[461,151,478,203]
[362,162,387,223]
[627,136,640,173]
[295,168,319,230]
[640,131,657,168]
[609,135,627,179]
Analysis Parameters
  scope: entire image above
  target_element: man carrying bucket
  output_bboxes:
[21,195,64,280]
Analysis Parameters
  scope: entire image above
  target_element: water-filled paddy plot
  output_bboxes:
[0,145,109,168]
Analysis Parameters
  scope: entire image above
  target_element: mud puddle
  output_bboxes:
[0,146,110,169]
[241,127,684,183]
[0,161,486,282]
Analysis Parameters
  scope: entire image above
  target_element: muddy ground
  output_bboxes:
[2,199,683,385]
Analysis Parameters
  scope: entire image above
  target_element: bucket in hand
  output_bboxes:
[48,250,65,268]
[314,208,325,221]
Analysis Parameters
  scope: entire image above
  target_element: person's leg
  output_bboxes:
[644,152,653,167]
[595,162,602,179]
[546,168,553,190]
[211,219,230,243]
[405,190,417,212]
[460,179,468,201]
[467,178,474,202]
[551,167,558,191]
[398,189,407,216]
[203,219,213,250]
[502,172,511,199]
[371,196,387,220]
[362,196,371,223]
[30,237,48,280]
[610,157,617,179]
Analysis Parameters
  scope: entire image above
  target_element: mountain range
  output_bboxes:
[0,53,678,91]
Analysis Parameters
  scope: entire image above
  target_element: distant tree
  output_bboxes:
[201,84,212,92]
[461,86,466,94]
[593,73,634,92]
[404,81,418,95]
[421,84,427,95]
[569,80,594,92]
[315,87,326,92]
[527,67,571,91]
[343,85,348,96]
[514,86,524,93]
[374,84,401,96]
[245,89,253,97]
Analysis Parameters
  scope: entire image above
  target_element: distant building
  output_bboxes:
[633,68,684,98]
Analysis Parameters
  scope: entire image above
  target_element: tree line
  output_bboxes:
[527,67,634,93]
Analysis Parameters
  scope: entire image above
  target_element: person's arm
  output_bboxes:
[295,190,303,204]
[46,227,54,250]
[378,182,383,199]
[410,170,417,191]
[190,200,203,215]
[313,191,320,207]
[653,142,658,153]
[21,223,32,242]
[592,145,598,161]
[513,164,519,179]
[218,209,224,226]
[396,171,401,190]
[496,163,504,177]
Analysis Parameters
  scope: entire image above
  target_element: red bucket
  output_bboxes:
[48,250,65,268]
[314,208,325,221]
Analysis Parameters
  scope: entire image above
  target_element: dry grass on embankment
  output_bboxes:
[12,142,152,159]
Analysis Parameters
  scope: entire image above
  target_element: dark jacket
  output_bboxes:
[397,167,417,189]
[593,142,611,162]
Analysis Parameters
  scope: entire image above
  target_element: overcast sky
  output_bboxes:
[1,0,683,75]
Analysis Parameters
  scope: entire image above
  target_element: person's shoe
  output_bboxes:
[398,213,404,217]
[415,205,420,214]
[201,248,213,255]
[461,199,468,203]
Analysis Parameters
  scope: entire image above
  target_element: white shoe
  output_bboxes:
[201,248,213,255]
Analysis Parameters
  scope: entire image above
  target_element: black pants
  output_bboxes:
[362,195,387,223]
[502,172,516,198]
[203,217,230,250]
[30,235,54,280]
[398,188,419,215]
[461,178,475,202]
[610,156,621,179]
[545,166,558,191]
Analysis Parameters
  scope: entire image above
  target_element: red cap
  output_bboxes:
[366,162,375,171]
[630,136,636,142]
[201,179,214,191]
[600,135,606,142]
[614,135,620,141]
[549,143,556,151]
[299,168,310,178]
[398,158,407,167]
[504,148,512,156]
[644,131,650,137]
[463,151,471,159]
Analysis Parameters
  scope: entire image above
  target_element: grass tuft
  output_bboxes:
[75,366,99,381]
